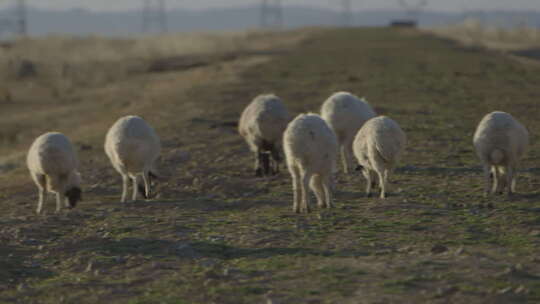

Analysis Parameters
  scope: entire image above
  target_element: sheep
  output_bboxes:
[283,113,338,213]
[238,94,290,177]
[321,92,376,174]
[473,111,529,196]
[27,132,82,214]
[353,116,406,199]
[105,115,161,203]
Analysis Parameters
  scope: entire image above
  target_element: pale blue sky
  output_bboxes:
[0,0,537,12]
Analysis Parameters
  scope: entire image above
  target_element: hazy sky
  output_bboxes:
[0,0,537,12]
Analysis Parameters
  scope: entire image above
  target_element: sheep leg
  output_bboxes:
[290,164,301,213]
[36,187,46,215]
[55,192,63,213]
[121,175,129,203]
[340,145,349,174]
[131,177,138,202]
[143,171,151,199]
[482,165,491,197]
[260,153,271,176]
[310,175,325,208]
[254,150,263,177]
[34,174,47,215]
[492,166,500,194]
[323,175,333,209]
[300,168,312,213]
[379,169,389,199]
[363,169,373,197]
[511,172,517,193]
[271,148,281,175]
[506,165,514,196]
[345,144,354,175]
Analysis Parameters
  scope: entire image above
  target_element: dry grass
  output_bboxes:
[0,29,308,184]
[429,18,540,51]
[0,30,301,91]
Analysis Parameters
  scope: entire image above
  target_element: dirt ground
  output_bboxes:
[2,27,540,303]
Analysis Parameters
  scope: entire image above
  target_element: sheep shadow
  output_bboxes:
[396,165,482,176]
[189,241,371,259]
[117,197,288,213]
[398,166,540,176]
[69,237,370,262]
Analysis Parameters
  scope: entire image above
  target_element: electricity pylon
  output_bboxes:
[261,0,283,29]
[0,0,27,36]
[340,0,353,27]
[142,0,168,33]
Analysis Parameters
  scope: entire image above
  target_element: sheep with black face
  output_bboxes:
[239,94,290,176]
[27,132,82,214]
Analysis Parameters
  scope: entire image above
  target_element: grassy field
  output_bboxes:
[2,27,540,303]
[429,19,540,51]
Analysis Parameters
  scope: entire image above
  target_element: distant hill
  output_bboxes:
[0,6,538,36]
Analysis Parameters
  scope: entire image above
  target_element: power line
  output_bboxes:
[142,0,168,33]
[261,0,283,29]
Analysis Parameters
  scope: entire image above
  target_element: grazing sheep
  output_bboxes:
[27,132,82,214]
[283,113,338,213]
[105,115,161,203]
[473,111,529,196]
[238,94,290,176]
[353,116,406,199]
[321,92,376,174]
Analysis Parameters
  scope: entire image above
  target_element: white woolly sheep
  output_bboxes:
[238,94,290,176]
[105,115,161,203]
[27,132,82,214]
[321,92,376,174]
[283,113,338,213]
[473,111,529,196]
[353,116,406,199]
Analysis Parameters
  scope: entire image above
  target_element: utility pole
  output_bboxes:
[340,0,353,27]
[15,0,26,36]
[261,0,283,29]
[142,0,168,33]
[0,0,27,37]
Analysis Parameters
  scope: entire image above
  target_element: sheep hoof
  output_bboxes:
[255,168,263,177]
[366,193,372,198]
